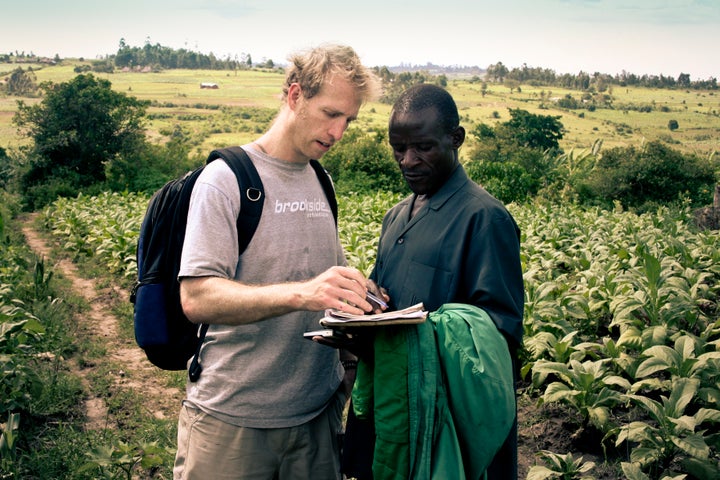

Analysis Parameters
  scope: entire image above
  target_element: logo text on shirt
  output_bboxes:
[275,198,330,217]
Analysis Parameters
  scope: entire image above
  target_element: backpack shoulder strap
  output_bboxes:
[206,146,264,255]
[189,146,263,382]
[309,159,338,224]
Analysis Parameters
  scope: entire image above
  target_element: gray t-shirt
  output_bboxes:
[179,145,345,428]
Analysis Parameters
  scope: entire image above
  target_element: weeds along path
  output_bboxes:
[20,213,183,432]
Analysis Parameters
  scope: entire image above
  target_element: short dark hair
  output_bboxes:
[391,84,459,134]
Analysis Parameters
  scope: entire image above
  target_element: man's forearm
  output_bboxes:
[180,276,304,325]
[179,266,374,326]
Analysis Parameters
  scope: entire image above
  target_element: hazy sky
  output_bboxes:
[4,0,719,79]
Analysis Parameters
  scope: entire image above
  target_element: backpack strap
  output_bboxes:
[207,146,265,254]
[189,146,264,382]
[309,159,338,224]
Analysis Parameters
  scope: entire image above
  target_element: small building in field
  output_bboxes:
[200,82,219,89]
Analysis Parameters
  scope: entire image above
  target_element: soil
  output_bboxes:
[20,214,613,479]
[20,215,184,429]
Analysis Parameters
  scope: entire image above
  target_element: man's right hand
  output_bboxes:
[300,266,374,314]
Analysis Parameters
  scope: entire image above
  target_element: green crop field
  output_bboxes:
[1,59,718,159]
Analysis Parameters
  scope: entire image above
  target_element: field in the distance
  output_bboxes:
[1,60,718,159]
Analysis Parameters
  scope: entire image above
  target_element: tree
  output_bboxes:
[466,109,565,202]
[4,68,38,96]
[13,74,149,208]
[486,62,508,82]
[677,73,691,88]
[502,108,564,151]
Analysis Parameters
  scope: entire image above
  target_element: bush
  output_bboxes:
[557,94,580,109]
[465,160,537,204]
[104,132,200,194]
[579,141,716,211]
[321,129,407,195]
[668,119,679,131]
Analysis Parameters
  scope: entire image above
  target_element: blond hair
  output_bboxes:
[283,44,381,104]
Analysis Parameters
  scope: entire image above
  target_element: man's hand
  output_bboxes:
[311,328,375,360]
[300,266,374,314]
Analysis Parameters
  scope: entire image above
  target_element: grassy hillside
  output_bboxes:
[1,59,718,159]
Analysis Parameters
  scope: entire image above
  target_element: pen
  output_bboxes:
[366,291,388,309]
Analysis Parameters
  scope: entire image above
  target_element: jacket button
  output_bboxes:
[397,238,404,244]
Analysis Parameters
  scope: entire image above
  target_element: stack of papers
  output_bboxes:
[320,303,427,327]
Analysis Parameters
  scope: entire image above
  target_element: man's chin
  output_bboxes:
[404,179,425,193]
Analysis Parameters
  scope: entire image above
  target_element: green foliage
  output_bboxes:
[557,94,582,110]
[104,126,202,193]
[580,141,716,211]
[532,358,628,431]
[503,108,565,151]
[0,146,10,190]
[13,73,149,210]
[78,440,174,480]
[370,67,450,104]
[114,37,250,70]
[321,128,407,195]
[3,68,38,96]
[0,219,98,478]
[527,450,596,480]
[616,378,720,478]
[470,108,565,153]
[0,412,20,475]
[543,140,603,204]
[620,462,689,480]
[465,159,537,203]
[338,191,402,276]
[41,192,146,277]
[518,201,720,477]
[465,108,565,202]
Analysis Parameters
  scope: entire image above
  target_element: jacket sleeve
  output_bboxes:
[466,210,524,349]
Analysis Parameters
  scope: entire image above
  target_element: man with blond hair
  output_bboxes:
[173,44,381,480]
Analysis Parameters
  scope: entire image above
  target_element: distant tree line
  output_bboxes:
[483,61,718,91]
[372,66,448,104]
[112,38,253,70]
[3,44,716,92]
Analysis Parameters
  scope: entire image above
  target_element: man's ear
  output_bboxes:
[452,126,466,149]
[288,83,302,110]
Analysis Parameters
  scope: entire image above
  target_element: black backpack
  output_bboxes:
[130,146,337,381]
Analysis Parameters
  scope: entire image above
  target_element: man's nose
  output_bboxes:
[399,149,420,167]
[328,119,348,143]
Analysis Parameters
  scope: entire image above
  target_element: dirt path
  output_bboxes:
[20,214,183,431]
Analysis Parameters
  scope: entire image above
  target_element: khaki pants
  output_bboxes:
[173,395,344,480]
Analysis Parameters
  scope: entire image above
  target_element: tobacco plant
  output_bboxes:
[616,377,720,478]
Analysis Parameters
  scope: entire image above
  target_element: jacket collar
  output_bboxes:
[401,164,468,226]
[424,164,468,211]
